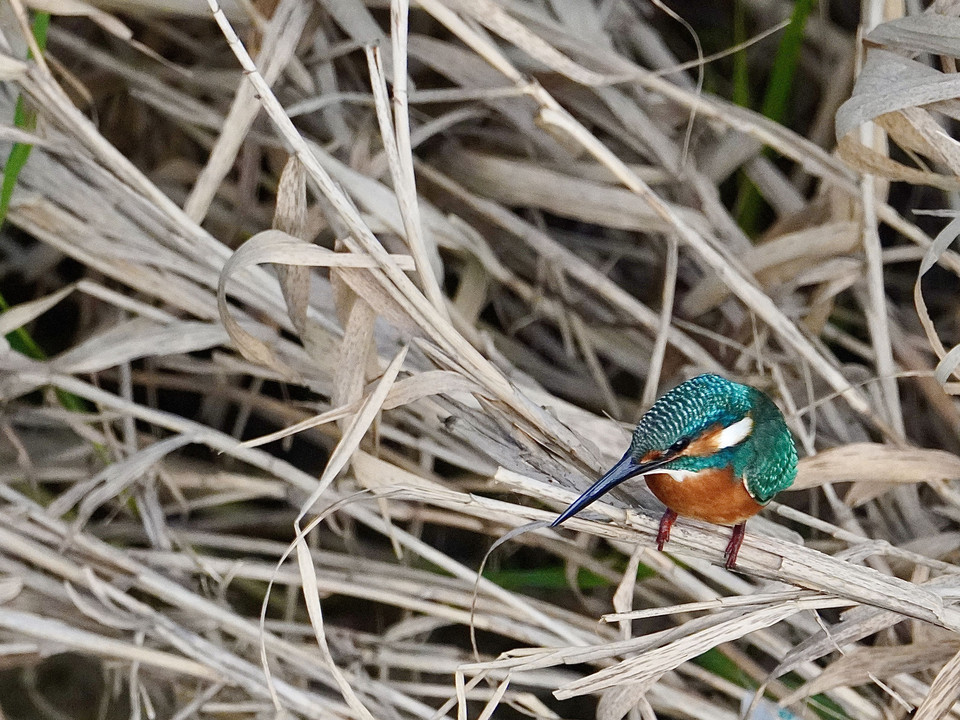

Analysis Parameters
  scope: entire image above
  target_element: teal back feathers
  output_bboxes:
[629,374,798,504]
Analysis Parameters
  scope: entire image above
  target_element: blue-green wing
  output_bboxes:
[742,405,798,504]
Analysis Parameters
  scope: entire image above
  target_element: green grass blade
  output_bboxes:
[736,0,816,235]
[0,12,87,413]
[1,11,52,358]
[761,0,815,125]
[732,0,751,110]
[0,11,48,220]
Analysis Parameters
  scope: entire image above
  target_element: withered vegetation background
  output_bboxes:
[2,1,960,719]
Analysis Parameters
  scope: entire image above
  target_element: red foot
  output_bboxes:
[656,509,678,551]
[724,523,746,569]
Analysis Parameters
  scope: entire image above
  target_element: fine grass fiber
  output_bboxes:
[3,1,960,719]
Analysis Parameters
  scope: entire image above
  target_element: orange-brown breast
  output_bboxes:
[644,466,763,526]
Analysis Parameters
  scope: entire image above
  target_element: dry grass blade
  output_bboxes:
[837,46,960,190]
[782,639,960,704]
[273,155,311,335]
[3,1,960,719]
[913,645,960,720]
[0,283,74,334]
[560,598,849,697]
[0,609,222,681]
[24,0,133,41]
[52,318,229,374]
[792,442,960,504]
[916,215,960,390]
[184,0,311,221]
[366,18,446,317]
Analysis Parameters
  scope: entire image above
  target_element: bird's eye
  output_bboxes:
[667,438,690,455]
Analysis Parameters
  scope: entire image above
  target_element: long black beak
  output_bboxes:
[551,451,672,527]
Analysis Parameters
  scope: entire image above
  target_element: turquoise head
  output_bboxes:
[551,374,798,526]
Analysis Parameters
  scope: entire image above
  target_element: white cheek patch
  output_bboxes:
[648,468,696,483]
[715,416,754,449]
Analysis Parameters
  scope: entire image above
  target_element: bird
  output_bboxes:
[551,373,798,569]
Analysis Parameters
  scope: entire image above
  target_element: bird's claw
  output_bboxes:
[656,509,678,551]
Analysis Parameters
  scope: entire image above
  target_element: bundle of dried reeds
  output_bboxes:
[2,1,960,719]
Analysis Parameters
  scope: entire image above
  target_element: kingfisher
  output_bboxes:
[551,374,798,569]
